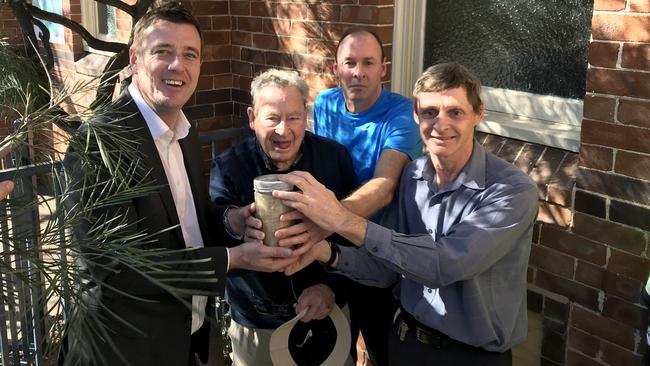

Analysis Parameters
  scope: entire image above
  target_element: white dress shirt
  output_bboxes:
[129,84,207,334]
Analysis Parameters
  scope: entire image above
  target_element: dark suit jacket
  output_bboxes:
[62,90,229,366]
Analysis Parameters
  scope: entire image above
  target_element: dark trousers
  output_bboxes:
[388,311,512,366]
[349,284,399,366]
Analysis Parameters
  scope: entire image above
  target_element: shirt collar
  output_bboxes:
[128,83,190,144]
[413,139,486,191]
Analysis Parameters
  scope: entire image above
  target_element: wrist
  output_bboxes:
[323,241,340,267]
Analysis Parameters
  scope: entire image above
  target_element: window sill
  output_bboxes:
[477,110,580,152]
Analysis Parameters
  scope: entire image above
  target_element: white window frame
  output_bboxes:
[391,1,582,152]
[80,0,118,53]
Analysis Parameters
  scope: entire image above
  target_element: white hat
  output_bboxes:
[269,305,351,366]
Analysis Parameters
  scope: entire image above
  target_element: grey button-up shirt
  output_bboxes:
[337,141,538,352]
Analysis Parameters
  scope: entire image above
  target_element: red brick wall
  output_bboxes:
[524,1,650,364]
[0,3,23,46]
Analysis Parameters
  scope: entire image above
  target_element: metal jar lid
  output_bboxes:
[253,174,294,193]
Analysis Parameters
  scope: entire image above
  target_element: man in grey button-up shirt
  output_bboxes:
[275,63,538,365]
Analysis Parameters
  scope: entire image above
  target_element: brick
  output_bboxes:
[530,245,575,279]
[359,0,393,4]
[603,296,647,328]
[481,134,507,155]
[610,199,650,232]
[568,328,600,358]
[592,14,650,42]
[232,31,252,47]
[535,270,600,311]
[214,102,233,116]
[594,0,626,11]
[583,95,616,123]
[573,190,607,218]
[292,54,323,73]
[604,272,644,302]
[195,89,230,105]
[566,350,601,366]
[582,119,650,153]
[211,16,231,30]
[589,42,619,68]
[622,43,650,71]
[616,150,650,181]
[608,248,650,281]
[201,60,230,75]
[496,139,525,163]
[192,1,229,14]
[213,74,233,89]
[618,99,650,128]
[184,104,213,120]
[578,144,613,171]
[575,259,605,290]
[230,1,250,15]
[241,48,265,64]
[308,39,337,59]
[572,213,646,255]
[263,19,291,36]
[573,306,637,350]
[541,330,566,364]
[278,36,308,54]
[231,89,251,104]
[631,0,650,12]
[196,76,213,91]
[544,317,567,336]
[546,184,573,207]
[231,60,253,77]
[341,6,393,25]
[537,202,573,228]
[540,226,607,266]
[601,340,645,365]
[252,33,279,50]
[237,16,263,32]
[265,51,293,68]
[532,147,567,186]
[203,30,229,45]
[515,143,546,175]
[545,297,570,323]
[586,68,650,99]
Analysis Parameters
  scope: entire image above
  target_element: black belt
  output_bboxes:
[397,307,456,349]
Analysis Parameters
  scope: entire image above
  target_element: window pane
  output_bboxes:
[423,0,593,99]
[97,3,116,38]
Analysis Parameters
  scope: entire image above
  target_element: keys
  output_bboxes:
[398,320,409,341]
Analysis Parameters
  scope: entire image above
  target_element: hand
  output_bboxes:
[295,284,335,323]
[227,204,254,236]
[0,180,14,200]
[243,203,265,242]
[274,172,348,233]
[228,241,297,272]
[275,210,332,257]
[284,241,331,276]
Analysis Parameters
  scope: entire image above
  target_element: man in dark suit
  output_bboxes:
[62,3,296,366]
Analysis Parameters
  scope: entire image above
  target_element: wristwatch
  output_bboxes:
[324,241,340,266]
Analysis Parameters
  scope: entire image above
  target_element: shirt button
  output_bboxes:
[428,288,432,293]
[427,229,433,234]
[371,247,378,253]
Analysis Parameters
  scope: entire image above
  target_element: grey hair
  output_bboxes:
[250,69,309,108]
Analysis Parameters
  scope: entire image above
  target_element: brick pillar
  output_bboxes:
[560,0,650,364]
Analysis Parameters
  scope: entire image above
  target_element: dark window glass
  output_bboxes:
[424,0,593,99]
[97,4,116,38]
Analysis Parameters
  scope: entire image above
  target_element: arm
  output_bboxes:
[341,149,410,219]
[278,171,538,289]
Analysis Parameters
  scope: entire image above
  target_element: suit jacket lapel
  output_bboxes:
[119,91,184,245]
[179,126,209,241]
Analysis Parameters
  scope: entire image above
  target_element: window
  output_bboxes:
[32,0,65,44]
[392,0,594,152]
[81,0,118,44]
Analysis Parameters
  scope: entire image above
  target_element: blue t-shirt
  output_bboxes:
[313,88,422,185]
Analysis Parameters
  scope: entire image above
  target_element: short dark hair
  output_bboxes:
[132,2,202,51]
[413,63,483,114]
[335,27,385,61]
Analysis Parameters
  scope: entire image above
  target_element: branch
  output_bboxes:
[31,17,54,71]
[27,3,126,53]
[95,0,137,18]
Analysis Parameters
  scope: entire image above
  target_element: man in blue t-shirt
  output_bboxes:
[279,28,422,366]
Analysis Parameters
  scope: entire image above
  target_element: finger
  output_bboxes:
[279,210,305,222]
[272,190,305,203]
[248,202,256,214]
[244,227,265,241]
[277,232,310,248]
[261,245,294,258]
[245,215,262,229]
[289,240,317,257]
[274,222,308,241]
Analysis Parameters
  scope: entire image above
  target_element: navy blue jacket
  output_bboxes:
[210,131,358,328]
